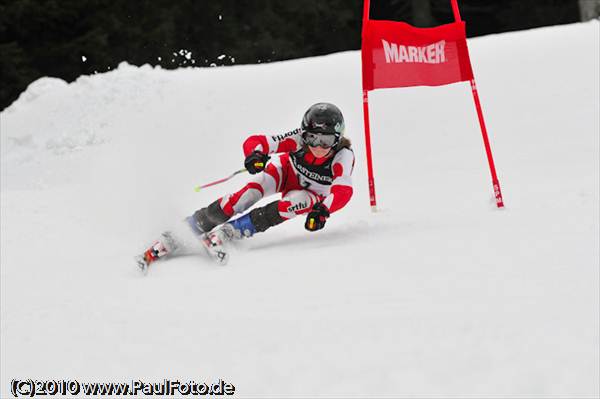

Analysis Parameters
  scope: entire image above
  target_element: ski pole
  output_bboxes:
[194,168,248,192]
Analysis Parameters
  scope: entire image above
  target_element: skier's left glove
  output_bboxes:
[305,202,330,232]
[244,151,271,174]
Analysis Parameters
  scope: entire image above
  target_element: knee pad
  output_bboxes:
[249,201,285,233]
[193,200,230,232]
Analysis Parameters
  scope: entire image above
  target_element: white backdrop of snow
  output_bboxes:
[1,21,599,397]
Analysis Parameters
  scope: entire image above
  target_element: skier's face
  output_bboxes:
[308,145,332,158]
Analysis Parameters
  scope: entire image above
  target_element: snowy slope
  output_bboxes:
[1,21,598,397]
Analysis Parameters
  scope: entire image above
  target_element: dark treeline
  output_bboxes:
[0,0,581,111]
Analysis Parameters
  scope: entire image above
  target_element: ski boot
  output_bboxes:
[135,231,179,274]
[186,200,285,265]
[185,216,240,266]
[203,224,234,265]
[194,208,268,265]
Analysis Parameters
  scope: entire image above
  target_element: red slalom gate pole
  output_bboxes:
[451,0,462,20]
[361,0,378,211]
[469,80,504,207]
[362,90,377,211]
[451,0,504,208]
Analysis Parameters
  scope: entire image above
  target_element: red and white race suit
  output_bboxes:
[217,129,355,221]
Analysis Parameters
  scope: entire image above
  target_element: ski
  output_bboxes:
[135,254,150,275]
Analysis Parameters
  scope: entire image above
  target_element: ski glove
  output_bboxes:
[305,202,330,232]
[244,150,271,174]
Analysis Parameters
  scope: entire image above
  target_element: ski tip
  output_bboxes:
[134,255,150,276]
[216,251,229,266]
[194,186,201,192]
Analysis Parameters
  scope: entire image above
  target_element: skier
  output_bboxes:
[137,102,354,270]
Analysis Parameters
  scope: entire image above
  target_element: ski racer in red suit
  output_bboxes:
[139,103,354,268]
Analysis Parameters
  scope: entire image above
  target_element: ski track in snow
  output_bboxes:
[1,21,599,397]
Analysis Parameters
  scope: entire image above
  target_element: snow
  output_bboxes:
[1,21,599,397]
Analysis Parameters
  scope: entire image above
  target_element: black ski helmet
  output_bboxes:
[301,103,345,147]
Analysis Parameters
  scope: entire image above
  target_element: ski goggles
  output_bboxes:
[303,131,337,148]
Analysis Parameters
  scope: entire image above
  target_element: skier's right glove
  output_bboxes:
[244,150,271,174]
